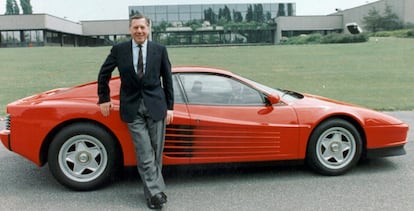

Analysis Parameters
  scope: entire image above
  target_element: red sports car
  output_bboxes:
[0,66,409,190]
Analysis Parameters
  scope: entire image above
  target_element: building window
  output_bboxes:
[1,31,21,43]
[29,30,44,42]
[20,30,44,46]
[46,31,60,44]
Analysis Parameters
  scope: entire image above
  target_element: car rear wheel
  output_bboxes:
[306,119,362,176]
[48,123,120,190]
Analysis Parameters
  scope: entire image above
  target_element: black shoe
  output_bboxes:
[146,198,162,210]
[147,193,167,209]
[160,192,167,202]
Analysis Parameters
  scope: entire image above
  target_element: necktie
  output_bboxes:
[137,44,144,78]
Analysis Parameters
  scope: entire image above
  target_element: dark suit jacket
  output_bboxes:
[97,40,174,123]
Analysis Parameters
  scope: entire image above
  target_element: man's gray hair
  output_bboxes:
[129,14,150,26]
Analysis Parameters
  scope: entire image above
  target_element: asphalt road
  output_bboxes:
[0,111,413,210]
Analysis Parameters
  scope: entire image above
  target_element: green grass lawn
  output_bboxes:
[0,37,413,116]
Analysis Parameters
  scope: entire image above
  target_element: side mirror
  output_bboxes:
[258,94,280,115]
[266,94,280,105]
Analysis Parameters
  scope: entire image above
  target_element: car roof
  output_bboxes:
[172,66,233,76]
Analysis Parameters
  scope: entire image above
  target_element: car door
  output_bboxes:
[176,73,300,164]
[163,74,192,165]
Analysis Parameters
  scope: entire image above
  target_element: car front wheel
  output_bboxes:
[306,119,362,176]
[48,123,120,190]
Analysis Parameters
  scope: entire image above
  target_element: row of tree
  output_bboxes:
[362,5,405,32]
[4,0,32,15]
[204,4,294,25]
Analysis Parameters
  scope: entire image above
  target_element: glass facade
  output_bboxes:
[130,3,295,26]
[1,31,21,44]
[130,3,295,45]
[0,29,109,47]
[1,30,44,47]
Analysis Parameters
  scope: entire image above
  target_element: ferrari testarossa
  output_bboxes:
[0,66,409,190]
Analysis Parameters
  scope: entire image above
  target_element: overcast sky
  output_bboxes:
[1,0,377,22]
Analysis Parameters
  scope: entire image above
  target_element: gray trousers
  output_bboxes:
[127,100,166,199]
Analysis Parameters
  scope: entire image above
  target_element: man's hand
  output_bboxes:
[99,102,112,117]
[166,110,174,125]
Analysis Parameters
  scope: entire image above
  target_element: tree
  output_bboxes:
[5,0,20,15]
[363,8,382,32]
[152,21,171,32]
[382,5,403,30]
[277,4,286,17]
[287,3,294,16]
[265,11,272,22]
[363,5,404,32]
[221,6,232,22]
[204,8,217,25]
[245,5,253,22]
[253,4,264,23]
[233,10,243,23]
[20,0,32,14]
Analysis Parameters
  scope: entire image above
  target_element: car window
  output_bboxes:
[178,73,263,105]
[173,75,185,103]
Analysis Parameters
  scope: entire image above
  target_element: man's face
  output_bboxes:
[129,18,149,44]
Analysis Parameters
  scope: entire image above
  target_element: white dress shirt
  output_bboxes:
[132,39,147,74]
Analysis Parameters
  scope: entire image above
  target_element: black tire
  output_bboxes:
[306,119,362,176]
[48,123,120,190]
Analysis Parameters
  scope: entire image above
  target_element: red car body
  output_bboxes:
[0,66,409,190]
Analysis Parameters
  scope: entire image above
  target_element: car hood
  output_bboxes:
[303,93,359,107]
[290,92,405,126]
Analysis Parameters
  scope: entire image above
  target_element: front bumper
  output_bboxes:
[366,145,406,159]
[0,129,11,150]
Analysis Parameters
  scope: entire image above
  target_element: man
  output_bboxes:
[97,14,174,209]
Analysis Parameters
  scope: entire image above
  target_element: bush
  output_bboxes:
[282,33,368,45]
[372,28,414,38]
[371,31,392,37]
[282,33,322,45]
[407,29,414,37]
[320,33,369,44]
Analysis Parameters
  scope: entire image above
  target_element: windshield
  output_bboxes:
[247,79,304,102]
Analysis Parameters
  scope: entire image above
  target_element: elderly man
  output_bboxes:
[97,14,174,209]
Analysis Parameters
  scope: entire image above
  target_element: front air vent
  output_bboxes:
[5,114,11,130]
